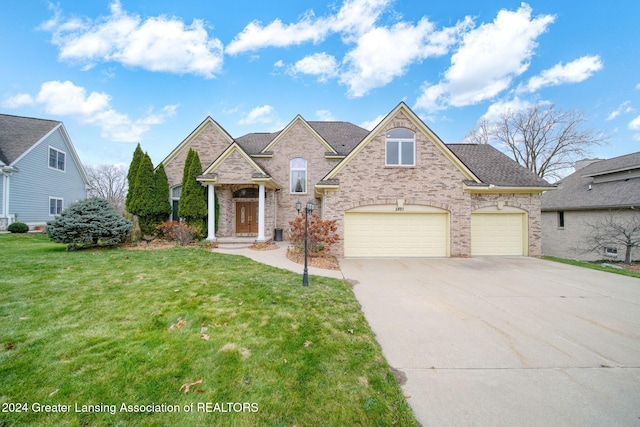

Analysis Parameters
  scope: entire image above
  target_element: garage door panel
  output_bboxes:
[471,213,525,256]
[345,212,447,257]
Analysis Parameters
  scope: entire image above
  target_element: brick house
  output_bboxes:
[161,102,554,257]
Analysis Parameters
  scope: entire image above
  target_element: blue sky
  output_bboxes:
[1,0,638,169]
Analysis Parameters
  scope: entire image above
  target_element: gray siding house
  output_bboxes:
[541,152,640,262]
[0,114,89,230]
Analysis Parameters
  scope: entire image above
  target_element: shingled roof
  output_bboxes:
[307,121,369,155]
[447,144,554,188]
[542,151,640,211]
[0,114,60,165]
[227,119,554,189]
[235,121,369,156]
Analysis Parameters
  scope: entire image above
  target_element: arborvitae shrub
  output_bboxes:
[46,198,132,250]
[7,222,29,233]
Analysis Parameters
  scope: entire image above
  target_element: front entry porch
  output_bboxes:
[200,182,278,243]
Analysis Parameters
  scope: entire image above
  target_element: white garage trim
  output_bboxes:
[471,207,527,256]
[344,205,449,257]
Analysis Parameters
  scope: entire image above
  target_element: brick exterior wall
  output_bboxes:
[163,111,544,257]
[326,112,469,256]
[164,121,232,189]
[324,112,542,257]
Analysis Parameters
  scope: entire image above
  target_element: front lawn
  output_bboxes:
[542,256,640,279]
[0,234,417,426]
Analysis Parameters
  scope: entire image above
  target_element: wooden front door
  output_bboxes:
[236,202,259,235]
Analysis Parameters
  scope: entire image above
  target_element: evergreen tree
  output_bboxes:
[130,153,156,235]
[178,149,207,236]
[125,143,144,213]
[46,198,132,250]
[152,162,172,225]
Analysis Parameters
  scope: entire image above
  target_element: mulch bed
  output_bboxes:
[285,248,341,270]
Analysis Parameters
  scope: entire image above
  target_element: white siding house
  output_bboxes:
[0,114,89,230]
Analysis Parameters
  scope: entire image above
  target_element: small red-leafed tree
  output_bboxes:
[289,213,340,255]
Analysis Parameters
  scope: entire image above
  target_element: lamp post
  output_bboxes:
[296,199,314,286]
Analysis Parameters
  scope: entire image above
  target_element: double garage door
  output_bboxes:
[344,212,448,257]
[344,210,526,257]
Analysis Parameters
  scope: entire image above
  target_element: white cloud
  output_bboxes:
[480,97,534,123]
[239,105,278,125]
[226,0,471,97]
[36,81,111,116]
[522,55,603,93]
[359,114,385,130]
[607,100,633,121]
[416,3,555,112]
[291,53,338,82]
[629,115,640,131]
[42,0,223,78]
[341,17,472,97]
[2,93,35,109]
[226,12,327,55]
[315,110,336,121]
[226,0,389,55]
[3,80,176,142]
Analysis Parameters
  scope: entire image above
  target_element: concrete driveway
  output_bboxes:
[340,257,640,427]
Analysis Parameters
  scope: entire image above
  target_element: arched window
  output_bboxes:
[290,158,307,193]
[385,128,415,166]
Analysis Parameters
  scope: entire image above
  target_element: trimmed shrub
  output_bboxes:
[46,198,132,250]
[178,149,207,238]
[155,221,197,246]
[7,222,29,233]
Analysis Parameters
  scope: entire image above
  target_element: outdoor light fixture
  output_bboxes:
[296,199,314,286]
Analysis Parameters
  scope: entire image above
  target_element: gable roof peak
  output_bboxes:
[0,113,62,165]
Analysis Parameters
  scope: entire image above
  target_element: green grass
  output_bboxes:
[0,234,417,426]
[542,256,640,279]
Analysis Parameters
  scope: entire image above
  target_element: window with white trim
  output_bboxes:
[386,128,415,166]
[49,197,63,216]
[290,158,307,193]
[604,247,618,257]
[171,186,181,221]
[49,147,66,171]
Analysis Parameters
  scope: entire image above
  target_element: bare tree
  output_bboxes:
[581,211,640,265]
[85,164,128,213]
[467,103,607,180]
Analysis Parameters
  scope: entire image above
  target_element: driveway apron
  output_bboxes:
[340,257,640,427]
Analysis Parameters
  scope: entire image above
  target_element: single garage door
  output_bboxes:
[471,213,525,256]
[344,212,448,257]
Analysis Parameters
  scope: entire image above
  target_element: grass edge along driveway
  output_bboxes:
[0,234,417,426]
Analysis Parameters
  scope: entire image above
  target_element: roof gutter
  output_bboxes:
[463,184,556,194]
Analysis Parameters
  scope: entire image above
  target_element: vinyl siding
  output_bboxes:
[9,127,87,224]
[0,174,4,215]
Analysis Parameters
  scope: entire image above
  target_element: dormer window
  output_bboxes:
[386,128,415,166]
[290,158,307,193]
